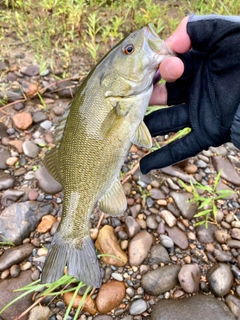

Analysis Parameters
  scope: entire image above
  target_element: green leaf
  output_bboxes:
[194,209,212,218]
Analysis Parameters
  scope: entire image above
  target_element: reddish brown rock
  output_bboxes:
[9,140,23,153]
[96,281,126,313]
[95,225,127,266]
[63,292,97,315]
[12,112,33,130]
[37,215,57,233]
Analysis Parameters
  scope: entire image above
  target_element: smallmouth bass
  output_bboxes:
[41,24,174,287]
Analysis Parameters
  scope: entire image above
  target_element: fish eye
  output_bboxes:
[122,44,134,55]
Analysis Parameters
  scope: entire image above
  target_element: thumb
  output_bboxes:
[166,16,192,53]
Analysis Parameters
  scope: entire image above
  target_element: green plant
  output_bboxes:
[0,235,15,246]
[179,170,235,228]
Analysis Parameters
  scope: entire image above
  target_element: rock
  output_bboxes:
[128,231,153,266]
[170,191,197,219]
[0,201,53,245]
[0,149,10,169]
[159,210,177,227]
[34,166,63,194]
[63,292,97,315]
[95,225,127,266]
[37,215,57,233]
[0,243,34,271]
[22,140,40,158]
[142,265,181,295]
[21,81,38,97]
[212,156,240,186]
[0,122,8,138]
[146,215,158,229]
[207,263,234,296]
[184,164,198,174]
[231,228,240,240]
[129,299,147,315]
[165,225,188,249]
[160,166,195,184]
[178,264,201,293]
[95,281,125,313]
[151,294,236,320]
[149,188,165,200]
[225,294,240,318]
[159,235,174,248]
[94,316,113,320]
[40,120,52,130]
[196,224,218,243]
[129,204,141,218]
[125,216,141,238]
[1,190,25,206]
[9,140,24,153]
[214,229,231,244]
[148,244,170,265]
[33,111,48,123]
[0,172,15,190]
[56,80,78,98]
[0,270,33,320]
[28,306,51,320]
[213,249,233,262]
[12,112,33,130]
[20,65,40,76]
[227,239,240,248]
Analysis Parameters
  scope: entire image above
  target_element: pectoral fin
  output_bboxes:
[99,179,127,215]
[132,121,152,148]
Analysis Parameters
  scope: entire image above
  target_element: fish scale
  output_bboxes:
[41,24,174,287]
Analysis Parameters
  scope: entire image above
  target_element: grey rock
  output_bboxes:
[0,123,8,138]
[196,224,218,243]
[214,229,231,244]
[1,189,25,206]
[231,228,240,240]
[128,231,153,266]
[213,249,233,262]
[0,172,15,190]
[0,91,23,102]
[225,294,240,318]
[178,264,201,293]
[160,166,195,183]
[159,234,174,248]
[170,191,197,219]
[125,216,141,238]
[142,264,181,295]
[216,181,237,199]
[22,140,40,158]
[33,111,48,123]
[207,263,234,296]
[159,210,177,227]
[227,239,240,248]
[165,225,188,249]
[149,244,170,265]
[0,201,53,245]
[56,79,78,98]
[0,149,10,169]
[146,215,158,229]
[0,270,33,320]
[149,188,165,200]
[151,294,235,320]
[129,299,147,315]
[34,166,63,194]
[94,316,113,320]
[0,243,34,271]
[212,156,240,186]
[40,120,52,130]
[20,65,40,76]
[210,145,228,156]
[129,204,141,218]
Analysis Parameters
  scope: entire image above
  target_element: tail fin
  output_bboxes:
[41,233,102,288]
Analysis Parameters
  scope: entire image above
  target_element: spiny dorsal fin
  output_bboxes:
[98,179,127,215]
[132,121,152,148]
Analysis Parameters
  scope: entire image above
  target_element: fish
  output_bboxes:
[41,24,174,288]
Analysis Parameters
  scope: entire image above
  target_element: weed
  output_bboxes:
[0,235,15,247]
[179,170,235,228]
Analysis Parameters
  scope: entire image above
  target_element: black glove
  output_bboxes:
[140,14,240,174]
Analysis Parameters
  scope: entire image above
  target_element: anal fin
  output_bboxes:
[132,121,152,148]
[98,179,127,215]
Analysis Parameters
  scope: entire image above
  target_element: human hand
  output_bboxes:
[140,14,240,174]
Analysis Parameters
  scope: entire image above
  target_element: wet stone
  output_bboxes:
[149,188,165,200]
[0,172,15,190]
[207,263,234,296]
[159,235,174,248]
[0,201,53,245]
[28,306,51,320]
[33,111,48,123]
[0,149,10,169]
[1,189,24,207]
[159,210,177,227]
[146,215,158,229]
[125,216,141,238]
[178,264,201,293]
[170,191,197,219]
[142,264,181,296]
[151,294,236,320]
[22,140,40,158]
[214,229,230,244]
[20,64,40,76]
[34,166,63,194]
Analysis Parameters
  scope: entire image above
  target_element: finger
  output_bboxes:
[166,16,192,53]
[149,83,168,105]
[140,131,203,174]
[159,57,184,82]
[144,104,190,136]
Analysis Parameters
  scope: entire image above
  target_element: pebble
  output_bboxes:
[112,272,124,281]
[10,264,21,277]
[37,215,57,233]
[1,189,24,206]
[227,239,240,248]
[128,231,153,266]
[34,166,63,194]
[63,292,97,315]
[151,294,235,320]
[231,228,240,240]
[12,112,33,130]
[33,111,48,123]
[22,140,40,158]
[129,299,147,315]
[149,188,165,200]
[207,263,234,296]
[148,244,170,265]
[0,172,15,190]
[212,156,240,186]
[95,281,126,313]
[165,225,188,249]
[159,234,174,248]
[225,294,240,318]
[40,120,53,130]
[184,164,198,174]
[0,243,34,271]
[21,64,40,76]
[159,210,177,227]
[214,229,231,244]
[170,191,197,219]
[28,306,51,320]
[129,204,141,218]
[196,224,218,243]
[146,215,158,229]
[178,264,201,293]
[95,225,127,266]
[0,149,11,169]
[142,264,181,296]
[0,201,53,245]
